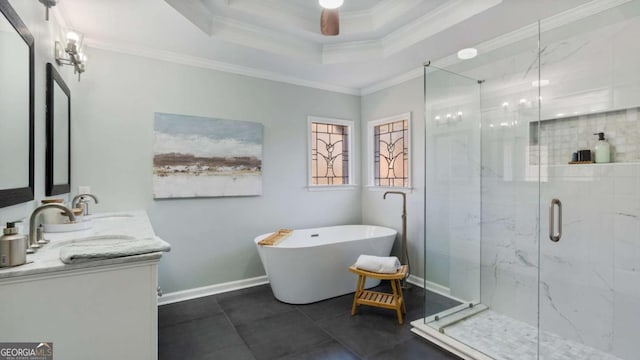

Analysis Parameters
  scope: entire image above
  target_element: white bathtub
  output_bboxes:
[254,225,397,304]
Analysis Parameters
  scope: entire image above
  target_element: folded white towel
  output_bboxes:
[59,236,171,264]
[355,254,401,274]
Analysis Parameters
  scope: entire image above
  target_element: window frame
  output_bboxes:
[307,116,355,189]
[367,112,412,190]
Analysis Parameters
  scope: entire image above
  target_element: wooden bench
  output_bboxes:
[348,264,408,324]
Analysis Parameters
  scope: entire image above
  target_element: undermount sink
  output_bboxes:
[48,234,137,249]
[42,220,93,233]
[85,213,135,220]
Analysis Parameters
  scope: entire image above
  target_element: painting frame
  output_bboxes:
[153,113,263,199]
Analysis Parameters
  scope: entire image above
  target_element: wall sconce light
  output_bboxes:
[55,31,87,81]
[38,0,56,21]
[434,110,464,126]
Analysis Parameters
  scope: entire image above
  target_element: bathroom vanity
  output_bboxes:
[0,211,167,360]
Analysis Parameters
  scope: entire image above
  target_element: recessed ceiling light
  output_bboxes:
[319,0,344,9]
[457,48,477,60]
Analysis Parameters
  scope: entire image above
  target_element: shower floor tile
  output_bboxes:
[443,310,623,360]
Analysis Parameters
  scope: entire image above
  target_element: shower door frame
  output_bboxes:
[416,4,637,357]
[414,62,491,360]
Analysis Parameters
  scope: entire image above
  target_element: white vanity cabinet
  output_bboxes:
[0,258,159,359]
[0,211,166,360]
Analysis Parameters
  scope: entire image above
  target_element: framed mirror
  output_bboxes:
[0,0,34,208]
[45,63,71,196]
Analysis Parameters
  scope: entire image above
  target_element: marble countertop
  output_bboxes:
[0,210,167,281]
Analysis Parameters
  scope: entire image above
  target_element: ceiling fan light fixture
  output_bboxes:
[319,0,344,10]
[321,9,340,36]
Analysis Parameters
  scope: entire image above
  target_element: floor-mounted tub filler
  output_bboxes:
[255,225,397,304]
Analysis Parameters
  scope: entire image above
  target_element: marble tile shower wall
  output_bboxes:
[480,163,640,360]
[480,174,539,326]
[426,117,482,303]
[529,107,640,165]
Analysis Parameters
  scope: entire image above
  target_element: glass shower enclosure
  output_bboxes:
[414,2,640,359]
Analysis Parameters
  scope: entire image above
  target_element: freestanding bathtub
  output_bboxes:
[254,225,397,304]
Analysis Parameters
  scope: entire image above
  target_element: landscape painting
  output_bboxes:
[153,113,263,198]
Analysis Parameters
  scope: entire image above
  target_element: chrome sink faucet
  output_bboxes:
[71,193,99,216]
[28,203,76,253]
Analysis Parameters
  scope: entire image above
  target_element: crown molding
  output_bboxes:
[360,67,423,96]
[166,0,214,35]
[540,0,631,31]
[475,0,631,57]
[382,0,502,57]
[76,0,629,98]
[369,0,423,28]
[87,39,360,95]
[340,0,423,31]
[322,40,382,64]
[169,0,500,64]
[361,0,630,95]
[224,0,318,35]
[210,14,321,62]
[322,0,502,64]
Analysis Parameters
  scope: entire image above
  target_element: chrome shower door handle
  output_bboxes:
[549,198,562,242]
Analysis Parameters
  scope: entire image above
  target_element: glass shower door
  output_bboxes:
[419,3,640,359]
[422,63,484,346]
[474,31,541,359]
[538,2,640,360]
[420,20,542,358]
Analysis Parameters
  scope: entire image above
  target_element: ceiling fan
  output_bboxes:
[319,0,344,36]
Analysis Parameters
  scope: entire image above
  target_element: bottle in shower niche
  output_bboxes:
[593,132,611,163]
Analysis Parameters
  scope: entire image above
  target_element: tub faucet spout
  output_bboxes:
[383,191,409,269]
[383,191,406,218]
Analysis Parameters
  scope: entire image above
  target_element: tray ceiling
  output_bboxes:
[56,0,596,93]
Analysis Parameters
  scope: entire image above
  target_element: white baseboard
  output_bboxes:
[407,274,452,297]
[158,273,452,306]
[158,275,269,305]
[406,274,423,287]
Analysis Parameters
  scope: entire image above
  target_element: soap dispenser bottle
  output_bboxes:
[0,221,27,267]
[593,132,611,163]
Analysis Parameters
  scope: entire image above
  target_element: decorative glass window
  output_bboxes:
[369,113,411,188]
[308,116,353,186]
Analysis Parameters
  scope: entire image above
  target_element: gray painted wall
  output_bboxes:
[360,77,429,283]
[1,0,433,297]
[73,48,362,292]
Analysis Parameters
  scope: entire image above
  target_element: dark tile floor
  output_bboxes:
[159,282,462,360]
